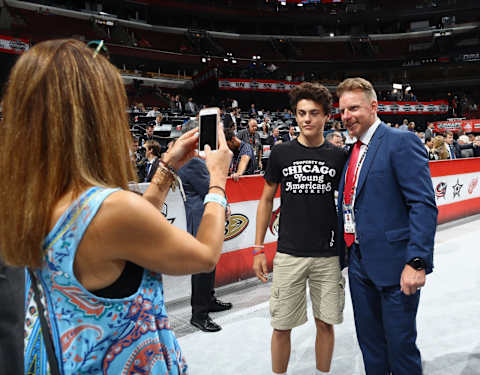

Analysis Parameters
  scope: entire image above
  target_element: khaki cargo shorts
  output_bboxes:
[270,252,345,330]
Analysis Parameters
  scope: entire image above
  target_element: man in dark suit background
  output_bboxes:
[177,158,232,332]
[142,140,161,182]
[336,77,437,375]
[282,125,297,142]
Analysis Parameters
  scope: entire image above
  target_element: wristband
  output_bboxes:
[252,248,265,255]
[209,185,226,198]
[203,193,227,209]
[159,159,177,174]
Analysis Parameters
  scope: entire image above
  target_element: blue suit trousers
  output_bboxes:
[348,244,422,375]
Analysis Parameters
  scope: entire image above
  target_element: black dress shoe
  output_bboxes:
[190,315,222,332]
[209,298,233,313]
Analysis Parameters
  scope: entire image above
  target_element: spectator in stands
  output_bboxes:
[154,114,163,126]
[130,136,145,181]
[457,135,474,158]
[404,90,417,102]
[223,107,237,132]
[332,120,342,131]
[142,140,162,182]
[237,118,262,170]
[260,115,271,131]
[174,95,183,113]
[131,101,142,113]
[1,38,232,375]
[433,135,450,160]
[425,122,435,140]
[425,137,438,160]
[225,128,256,181]
[399,119,409,131]
[408,121,416,132]
[185,97,197,114]
[169,94,177,112]
[146,106,160,117]
[283,125,297,142]
[474,136,480,157]
[140,123,156,146]
[467,133,475,143]
[445,131,460,159]
[231,98,238,109]
[416,131,425,143]
[234,107,242,127]
[259,121,271,141]
[266,126,283,148]
[326,131,343,148]
[249,103,257,117]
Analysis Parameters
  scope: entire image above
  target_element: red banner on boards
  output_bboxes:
[430,119,480,133]
[0,35,29,55]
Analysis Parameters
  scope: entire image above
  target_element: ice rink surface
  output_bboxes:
[167,215,480,375]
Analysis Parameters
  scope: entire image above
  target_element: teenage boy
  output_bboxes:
[253,82,347,375]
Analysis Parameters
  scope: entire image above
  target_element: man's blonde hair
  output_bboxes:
[336,77,377,102]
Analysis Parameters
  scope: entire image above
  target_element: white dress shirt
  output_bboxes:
[348,118,381,240]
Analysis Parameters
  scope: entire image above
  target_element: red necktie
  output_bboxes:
[343,140,363,247]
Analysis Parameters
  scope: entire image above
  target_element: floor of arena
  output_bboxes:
[167,215,480,375]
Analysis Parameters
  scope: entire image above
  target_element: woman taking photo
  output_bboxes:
[0,39,232,375]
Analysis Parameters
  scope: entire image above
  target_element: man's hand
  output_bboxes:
[400,265,426,295]
[231,172,240,182]
[253,253,269,283]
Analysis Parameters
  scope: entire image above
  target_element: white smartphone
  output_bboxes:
[199,107,219,156]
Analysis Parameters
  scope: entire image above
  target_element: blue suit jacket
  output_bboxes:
[337,123,438,286]
[177,158,210,236]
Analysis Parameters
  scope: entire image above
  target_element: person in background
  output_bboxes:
[178,157,233,333]
[249,103,257,117]
[237,118,263,170]
[0,260,24,375]
[146,106,160,117]
[474,136,480,157]
[0,39,232,375]
[142,140,162,182]
[425,122,435,140]
[445,131,460,159]
[185,97,197,114]
[433,135,449,160]
[399,119,409,131]
[225,128,256,181]
[425,137,438,160]
[140,123,156,146]
[266,126,283,148]
[326,131,343,148]
[336,77,437,375]
[282,125,297,142]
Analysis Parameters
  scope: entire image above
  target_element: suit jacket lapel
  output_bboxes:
[355,123,386,199]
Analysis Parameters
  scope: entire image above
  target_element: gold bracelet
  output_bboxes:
[151,165,175,190]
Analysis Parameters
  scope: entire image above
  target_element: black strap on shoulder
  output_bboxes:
[28,269,61,375]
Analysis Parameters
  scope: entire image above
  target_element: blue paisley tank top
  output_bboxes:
[24,186,188,374]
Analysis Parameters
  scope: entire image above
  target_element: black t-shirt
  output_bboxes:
[265,139,347,257]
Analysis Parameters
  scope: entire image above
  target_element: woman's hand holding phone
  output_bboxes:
[162,127,199,171]
[204,122,232,187]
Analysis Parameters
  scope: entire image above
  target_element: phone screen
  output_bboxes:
[199,114,217,151]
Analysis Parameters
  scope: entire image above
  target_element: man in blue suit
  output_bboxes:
[336,78,438,375]
[178,157,233,332]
